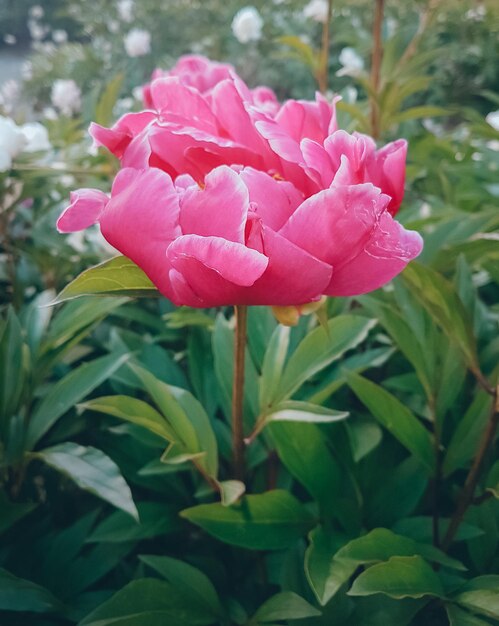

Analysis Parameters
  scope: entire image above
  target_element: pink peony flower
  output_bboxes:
[60,55,422,307]
[57,164,422,307]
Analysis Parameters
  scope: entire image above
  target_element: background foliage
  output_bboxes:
[1,0,499,624]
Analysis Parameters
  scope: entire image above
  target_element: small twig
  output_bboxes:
[232,305,247,481]
[370,0,385,139]
[442,385,499,551]
[316,0,334,93]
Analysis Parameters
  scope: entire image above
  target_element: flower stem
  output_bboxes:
[370,0,385,139]
[442,385,499,551]
[317,0,334,93]
[232,305,247,481]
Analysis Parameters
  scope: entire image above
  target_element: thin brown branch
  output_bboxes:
[316,0,334,93]
[442,386,499,551]
[370,0,385,139]
[232,305,247,481]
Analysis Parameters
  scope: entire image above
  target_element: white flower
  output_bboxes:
[303,0,329,23]
[132,86,143,101]
[486,140,499,152]
[51,79,81,116]
[43,107,58,120]
[0,116,27,172]
[29,4,44,19]
[28,19,48,41]
[22,61,33,80]
[117,0,134,22]
[3,34,16,45]
[0,80,20,114]
[124,28,151,57]
[231,7,263,43]
[107,19,120,33]
[465,5,485,21]
[336,47,364,77]
[486,110,499,131]
[52,29,68,44]
[20,123,51,152]
[419,202,431,219]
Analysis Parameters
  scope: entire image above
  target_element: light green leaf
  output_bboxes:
[52,256,158,304]
[181,490,315,550]
[0,567,61,613]
[80,395,176,441]
[37,442,138,519]
[218,480,245,506]
[275,315,376,403]
[259,324,290,411]
[264,401,349,425]
[26,353,129,449]
[392,105,449,123]
[446,604,493,625]
[453,576,499,619]
[346,371,435,473]
[95,74,124,126]
[348,556,445,599]
[252,591,321,623]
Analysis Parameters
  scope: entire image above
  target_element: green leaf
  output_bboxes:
[94,74,124,126]
[37,442,138,519]
[139,555,223,618]
[79,578,214,625]
[270,421,341,518]
[401,264,480,377]
[392,105,449,123]
[275,315,376,402]
[453,576,499,619]
[52,256,158,304]
[81,395,176,442]
[0,567,61,613]
[346,371,435,473]
[348,556,445,599]
[264,400,349,425]
[26,353,129,450]
[252,592,321,623]
[0,492,37,535]
[181,490,315,550]
[259,324,290,411]
[0,308,27,425]
[129,363,218,478]
[218,480,246,506]
[335,528,465,571]
[443,391,492,477]
[86,503,181,542]
[446,604,493,625]
[305,526,355,606]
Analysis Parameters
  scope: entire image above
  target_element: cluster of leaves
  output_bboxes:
[1,2,499,625]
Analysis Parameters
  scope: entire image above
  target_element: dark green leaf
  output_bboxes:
[252,591,320,623]
[0,568,61,613]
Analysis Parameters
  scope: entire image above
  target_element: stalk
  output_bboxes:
[317,0,334,93]
[442,386,499,550]
[370,0,385,139]
[232,305,248,481]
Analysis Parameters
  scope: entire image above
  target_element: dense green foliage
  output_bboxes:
[1,1,499,625]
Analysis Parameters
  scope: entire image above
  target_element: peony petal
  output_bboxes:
[248,226,333,305]
[57,188,109,233]
[179,166,249,242]
[98,168,181,300]
[280,184,388,268]
[167,234,269,306]
[239,167,303,231]
[367,139,407,215]
[326,212,423,296]
[89,111,155,158]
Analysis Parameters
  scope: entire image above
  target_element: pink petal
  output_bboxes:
[179,166,249,243]
[326,212,423,296]
[366,139,407,215]
[239,167,303,231]
[301,138,335,187]
[248,226,333,305]
[89,111,155,158]
[280,184,388,268]
[99,168,181,300]
[57,188,109,233]
[167,234,269,306]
